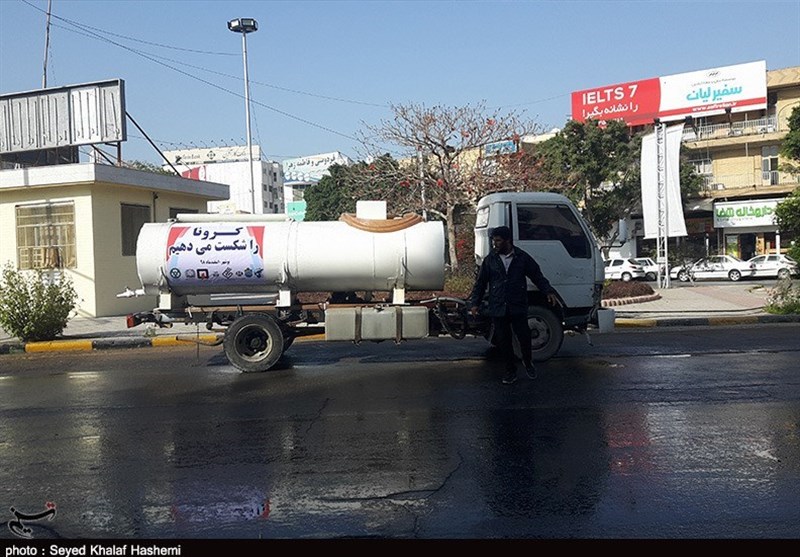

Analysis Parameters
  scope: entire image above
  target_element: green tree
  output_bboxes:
[533,119,640,247]
[775,188,800,261]
[533,120,702,252]
[304,164,357,221]
[780,104,800,177]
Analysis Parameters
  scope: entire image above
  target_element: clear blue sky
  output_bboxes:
[1,0,799,165]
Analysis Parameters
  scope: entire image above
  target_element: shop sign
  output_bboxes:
[713,199,781,228]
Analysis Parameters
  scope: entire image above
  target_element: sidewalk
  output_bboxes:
[1,283,798,354]
[609,282,800,327]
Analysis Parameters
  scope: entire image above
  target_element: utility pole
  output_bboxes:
[42,0,52,88]
[418,148,427,220]
[655,119,671,289]
[228,18,259,214]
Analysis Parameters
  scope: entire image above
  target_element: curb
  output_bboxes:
[602,293,662,307]
[0,333,224,355]
[616,314,800,328]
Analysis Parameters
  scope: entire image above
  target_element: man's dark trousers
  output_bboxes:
[492,312,531,370]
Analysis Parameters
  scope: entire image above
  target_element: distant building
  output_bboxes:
[163,145,284,215]
[567,61,799,261]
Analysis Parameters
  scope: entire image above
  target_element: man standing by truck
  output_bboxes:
[469,226,561,385]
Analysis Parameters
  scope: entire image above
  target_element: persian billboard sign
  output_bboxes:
[0,79,126,154]
[571,61,767,126]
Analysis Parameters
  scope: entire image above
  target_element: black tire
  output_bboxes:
[527,306,564,363]
[621,272,632,282]
[224,313,284,373]
[777,268,790,280]
[678,270,690,282]
[728,269,741,282]
[646,272,656,281]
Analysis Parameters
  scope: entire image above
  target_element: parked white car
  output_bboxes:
[745,254,799,279]
[669,254,750,282]
[604,258,646,281]
[632,257,659,281]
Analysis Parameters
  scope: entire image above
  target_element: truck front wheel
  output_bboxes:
[224,313,285,373]
[527,306,564,363]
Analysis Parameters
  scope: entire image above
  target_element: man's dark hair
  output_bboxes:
[491,226,512,240]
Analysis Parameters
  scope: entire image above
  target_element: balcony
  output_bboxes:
[682,116,779,143]
[698,170,798,196]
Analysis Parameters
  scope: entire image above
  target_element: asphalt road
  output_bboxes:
[1,324,799,540]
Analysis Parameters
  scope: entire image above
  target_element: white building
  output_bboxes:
[163,145,284,215]
[0,163,228,317]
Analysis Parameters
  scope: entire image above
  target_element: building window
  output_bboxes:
[16,202,77,270]
[689,156,712,176]
[121,204,151,256]
[169,207,198,220]
[762,146,779,185]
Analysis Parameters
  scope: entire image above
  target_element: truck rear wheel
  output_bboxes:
[527,306,564,362]
[224,313,284,373]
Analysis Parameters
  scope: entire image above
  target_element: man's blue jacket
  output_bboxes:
[469,246,555,317]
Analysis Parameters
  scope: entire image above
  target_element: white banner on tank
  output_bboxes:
[165,223,266,290]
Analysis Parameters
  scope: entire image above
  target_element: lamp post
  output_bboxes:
[228,17,258,214]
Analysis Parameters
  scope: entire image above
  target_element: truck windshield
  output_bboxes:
[516,204,591,259]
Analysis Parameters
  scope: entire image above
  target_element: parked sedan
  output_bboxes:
[669,254,750,282]
[632,257,659,281]
[745,254,799,279]
[604,258,646,281]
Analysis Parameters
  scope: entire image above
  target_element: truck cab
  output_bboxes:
[474,192,606,360]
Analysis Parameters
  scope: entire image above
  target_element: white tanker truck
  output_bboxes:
[118,192,609,372]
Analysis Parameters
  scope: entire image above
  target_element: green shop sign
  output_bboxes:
[713,199,781,228]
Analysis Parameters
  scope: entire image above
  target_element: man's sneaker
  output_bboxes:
[524,361,538,379]
[502,369,518,385]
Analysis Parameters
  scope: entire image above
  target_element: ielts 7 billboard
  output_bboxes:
[571,61,767,126]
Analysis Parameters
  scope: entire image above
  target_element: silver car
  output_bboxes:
[604,258,646,281]
[670,255,750,282]
[745,254,799,279]
[632,257,658,281]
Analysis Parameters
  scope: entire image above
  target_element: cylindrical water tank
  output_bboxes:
[135,218,445,296]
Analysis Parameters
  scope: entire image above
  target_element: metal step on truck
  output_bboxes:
[117,191,611,372]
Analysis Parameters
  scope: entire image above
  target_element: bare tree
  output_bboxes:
[358,102,540,269]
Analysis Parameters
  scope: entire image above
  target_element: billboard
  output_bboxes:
[0,79,126,154]
[571,61,767,126]
[282,151,352,183]
[483,139,518,157]
[165,145,261,165]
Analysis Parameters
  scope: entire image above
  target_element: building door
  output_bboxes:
[740,233,757,261]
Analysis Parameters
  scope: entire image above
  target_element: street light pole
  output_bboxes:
[228,18,259,214]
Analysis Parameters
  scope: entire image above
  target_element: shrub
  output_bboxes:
[602,280,655,299]
[0,264,79,341]
[764,277,800,315]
